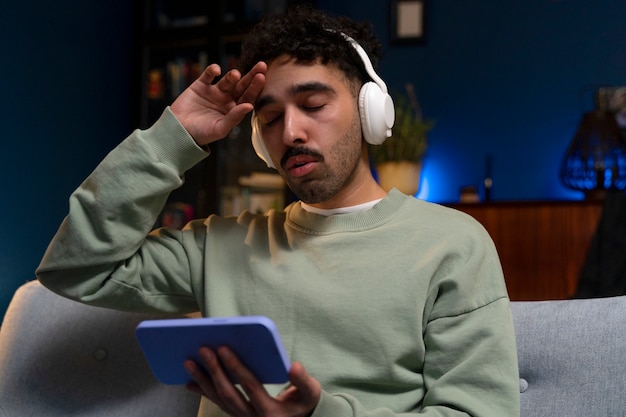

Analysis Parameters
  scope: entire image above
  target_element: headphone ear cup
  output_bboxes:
[358,82,395,145]
[251,113,276,169]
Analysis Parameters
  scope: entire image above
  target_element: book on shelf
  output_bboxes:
[147,51,208,101]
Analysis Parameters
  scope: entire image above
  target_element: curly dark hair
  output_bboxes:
[238,5,382,88]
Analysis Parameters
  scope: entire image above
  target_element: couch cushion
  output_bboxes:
[0,280,200,417]
[512,295,626,417]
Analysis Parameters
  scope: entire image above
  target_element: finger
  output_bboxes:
[215,68,243,93]
[196,64,222,86]
[211,102,254,139]
[233,62,267,104]
[285,362,322,403]
[185,380,204,396]
[217,346,272,414]
[235,61,267,91]
[184,358,213,389]
[201,347,254,415]
[237,72,266,105]
[184,358,224,407]
[217,346,260,391]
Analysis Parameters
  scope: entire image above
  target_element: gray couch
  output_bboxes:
[0,280,200,417]
[512,295,626,416]
[1,280,625,416]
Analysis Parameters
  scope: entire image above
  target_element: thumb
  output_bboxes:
[286,362,321,402]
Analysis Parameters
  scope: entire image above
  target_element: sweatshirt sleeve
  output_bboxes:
[418,217,520,417]
[36,107,209,313]
[311,214,520,417]
[310,308,519,417]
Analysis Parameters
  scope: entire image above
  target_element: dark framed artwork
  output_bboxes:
[390,0,426,45]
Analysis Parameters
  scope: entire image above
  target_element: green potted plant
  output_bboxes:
[369,83,433,195]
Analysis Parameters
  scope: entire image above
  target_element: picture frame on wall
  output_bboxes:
[390,0,426,45]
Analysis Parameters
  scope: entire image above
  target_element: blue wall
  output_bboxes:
[320,0,626,202]
[0,1,135,318]
[2,0,626,318]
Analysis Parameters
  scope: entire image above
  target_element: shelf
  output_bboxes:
[137,0,304,219]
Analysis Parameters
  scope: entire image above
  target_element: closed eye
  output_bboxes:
[265,116,280,126]
[260,105,324,126]
[259,112,281,127]
[303,104,325,112]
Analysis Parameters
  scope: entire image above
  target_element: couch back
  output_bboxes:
[512,295,626,417]
[0,280,200,417]
[1,281,625,416]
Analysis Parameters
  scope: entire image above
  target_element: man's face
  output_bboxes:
[254,56,364,205]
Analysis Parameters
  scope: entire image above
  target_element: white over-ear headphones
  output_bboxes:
[251,33,395,169]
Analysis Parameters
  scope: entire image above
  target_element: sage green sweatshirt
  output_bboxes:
[37,108,520,417]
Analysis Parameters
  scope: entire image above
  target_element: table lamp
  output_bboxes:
[559,110,626,199]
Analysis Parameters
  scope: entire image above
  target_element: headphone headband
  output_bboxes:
[336,32,388,95]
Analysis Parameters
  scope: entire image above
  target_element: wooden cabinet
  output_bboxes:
[449,200,603,301]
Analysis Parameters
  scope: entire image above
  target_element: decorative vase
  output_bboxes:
[376,161,422,195]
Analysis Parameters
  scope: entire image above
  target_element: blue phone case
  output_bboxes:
[135,315,290,385]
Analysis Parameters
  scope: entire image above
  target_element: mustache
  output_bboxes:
[280,146,324,167]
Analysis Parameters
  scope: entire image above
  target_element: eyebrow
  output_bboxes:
[255,81,336,112]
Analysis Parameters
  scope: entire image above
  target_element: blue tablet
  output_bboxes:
[135,315,290,385]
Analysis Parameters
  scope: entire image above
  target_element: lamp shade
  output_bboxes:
[559,110,626,197]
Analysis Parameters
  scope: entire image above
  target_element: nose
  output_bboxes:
[282,107,307,146]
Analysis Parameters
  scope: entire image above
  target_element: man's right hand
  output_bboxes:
[170,61,267,147]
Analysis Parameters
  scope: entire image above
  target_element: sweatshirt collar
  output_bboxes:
[285,189,409,234]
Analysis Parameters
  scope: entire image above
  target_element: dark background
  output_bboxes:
[2,0,625,317]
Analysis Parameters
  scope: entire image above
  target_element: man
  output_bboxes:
[37,6,520,417]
